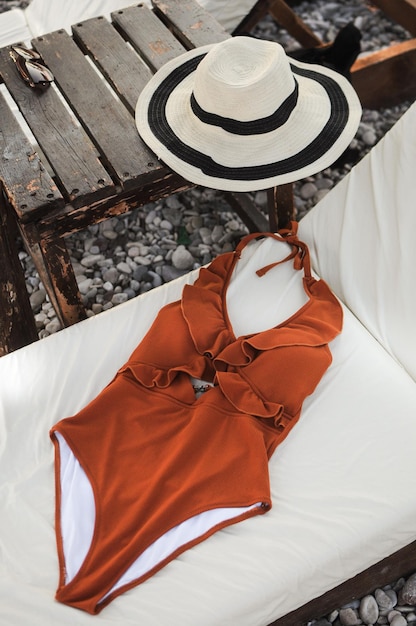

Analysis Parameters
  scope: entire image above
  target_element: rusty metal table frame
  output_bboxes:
[0,0,295,355]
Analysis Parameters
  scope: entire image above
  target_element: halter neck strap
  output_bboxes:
[234,221,312,279]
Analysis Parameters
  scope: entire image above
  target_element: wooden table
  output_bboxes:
[1,0,293,355]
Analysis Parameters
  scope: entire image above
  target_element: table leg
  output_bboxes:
[267,184,295,232]
[0,193,38,355]
[21,225,87,328]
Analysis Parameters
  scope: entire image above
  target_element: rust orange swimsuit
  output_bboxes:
[50,223,342,614]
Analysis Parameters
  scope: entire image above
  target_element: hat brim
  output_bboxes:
[135,43,362,192]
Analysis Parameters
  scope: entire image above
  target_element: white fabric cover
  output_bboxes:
[0,0,253,48]
[2,103,416,624]
[0,8,32,46]
[299,102,416,381]
[1,247,416,626]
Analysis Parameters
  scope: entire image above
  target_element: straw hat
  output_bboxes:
[135,36,362,192]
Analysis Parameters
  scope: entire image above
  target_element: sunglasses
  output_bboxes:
[10,45,54,90]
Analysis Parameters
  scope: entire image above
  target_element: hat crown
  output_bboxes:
[192,37,296,123]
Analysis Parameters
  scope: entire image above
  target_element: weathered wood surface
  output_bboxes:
[33,29,160,190]
[267,184,295,232]
[0,48,114,210]
[371,0,416,36]
[268,0,322,47]
[0,88,63,221]
[112,3,186,72]
[27,171,191,244]
[72,16,153,115]
[152,0,229,48]
[0,195,38,355]
[352,39,416,109]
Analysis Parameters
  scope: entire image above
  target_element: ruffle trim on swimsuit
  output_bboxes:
[181,253,342,361]
[215,369,284,419]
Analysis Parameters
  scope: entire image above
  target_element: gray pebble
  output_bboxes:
[199,227,213,244]
[226,219,241,231]
[211,224,225,243]
[130,279,141,292]
[362,130,377,146]
[102,267,119,283]
[127,246,140,258]
[390,616,407,626]
[400,573,416,605]
[172,245,195,270]
[34,312,47,329]
[161,265,187,282]
[133,266,150,282]
[388,610,402,621]
[45,319,62,334]
[339,608,361,625]
[27,275,40,289]
[30,289,46,311]
[86,288,98,300]
[116,261,132,275]
[102,281,114,292]
[111,293,129,305]
[316,177,334,190]
[314,189,331,203]
[147,270,162,288]
[81,254,104,268]
[359,595,379,624]
[375,588,395,611]
[145,209,157,224]
[77,278,93,295]
[123,288,136,300]
[134,256,152,266]
[300,182,318,200]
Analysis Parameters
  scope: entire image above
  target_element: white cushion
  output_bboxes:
[299,102,416,381]
[1,234,416,624]
[0,8,32,46]
[25,0,132,38]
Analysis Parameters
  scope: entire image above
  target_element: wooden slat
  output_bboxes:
[31,171,191,242]
[151,0,229,49]
[111,3,186,72]
[268,0,322,47]
[232,0,322,46]
[351,39,416,109]
[232,0,272,35]
[72,17,153,115]
[371,0,416,37]
[0,49,114,209]
[225,192,269,232]
[0,88,63,221]
[32,30,161,189]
